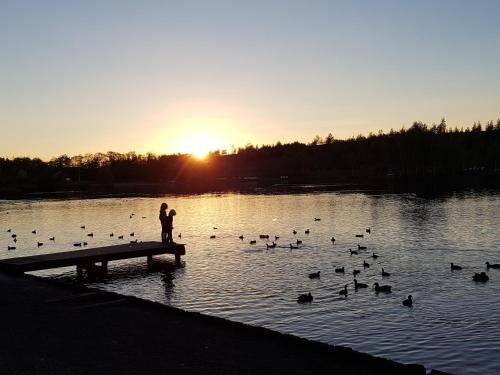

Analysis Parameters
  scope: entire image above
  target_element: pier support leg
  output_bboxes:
[147,255,153,265]
[175,254,181,266]
[76,264,83,279]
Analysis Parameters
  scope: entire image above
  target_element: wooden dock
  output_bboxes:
[0,241,185,277]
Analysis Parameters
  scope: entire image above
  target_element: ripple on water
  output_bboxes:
[1,192,500,375]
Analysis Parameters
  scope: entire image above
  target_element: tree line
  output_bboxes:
[1,118,500,196]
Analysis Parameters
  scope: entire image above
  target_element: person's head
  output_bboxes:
[160,202,168,211]
[168,209,176,217]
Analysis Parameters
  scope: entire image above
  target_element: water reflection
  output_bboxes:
[1,192,500,375]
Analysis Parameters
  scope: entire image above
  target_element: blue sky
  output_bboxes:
[1,0,499,159]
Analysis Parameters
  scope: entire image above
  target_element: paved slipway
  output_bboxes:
[0,272,450,375]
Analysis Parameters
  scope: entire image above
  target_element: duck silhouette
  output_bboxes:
[339,285,348,296]
[352,269,360,276]
[372,252,379,259]
[381,268,391,277]
[290,243,298,249]
[309,271,320,279]
[355,234,364,238]
[249,240,257,244]
[296,239,302,245]
[473,272,489,282]
[314,218,321,221]
[373,282,392,293]
[450,263,462,270]
[297,292,313,303]
[331,236,336,243]
[305,229,310,234]
[239,235,244,240]
[32,230,36,234]
[349,249,358,255]
[37,242,43,247]
[363,261,370,268]
[210,235,216,239]
[335,266,345,273]
[7,246,16,250]
[49,237,55,241]
[486,262,500,269]
[358,245,367,250]
[293,230,297,235]
[266,242,277,249]
[118,235,124,239]
[87,232,93,237]
[366,227,371,234]
[354,279,368,289]
[73,242,82,247]
[402,295,413,307]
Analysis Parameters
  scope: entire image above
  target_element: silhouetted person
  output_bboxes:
[159,202,168,244]
[165,209,176,244]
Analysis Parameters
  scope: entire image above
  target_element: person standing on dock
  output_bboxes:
[159,202,169,244]
[166,209,176,244]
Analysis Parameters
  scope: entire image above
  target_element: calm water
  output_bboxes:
[1,192,500,375]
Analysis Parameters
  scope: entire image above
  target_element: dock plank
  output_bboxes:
[0,241,185,273]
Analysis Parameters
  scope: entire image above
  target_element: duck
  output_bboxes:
[363,261,370,268]
[485,262,500,269]
[274,235,279,240]
[450,262,462,270]
[352,269,360,276]
[358,245,367,250]
[13,238,17,243]
[210,235,216,239]
[11,234,16,238]
[178,233,182,239]
[339,285,348,296]
[73,242,82,247]
[293,230,297,235]
[372,252,379,259]
[335,266,345,273]
[239,235,244,240]
[305,229,310,234]
[331,236,336,243]
[354,279,368,289]
[142,216,146,219]
[87,232,94,237]
[290,243,298,249]
[249,240,257,244]
[80,225,85,229]
[213,227,218,230]
[266,242,277,249]
[49,237,55,241]
[297,292,313,303]
[32,230,36,234]
[83,241,88,246]
[118,235,124,239]
[110,233,114,237]
[259,234,270,239]
[129,232,135,237]
[37,242,43,247]
[130,239,138,244]
[366,227,371,234]
[355,234,364,238]
[7,246,16,250]
[349,249,358,255]
[309,271,320,279]
[296,239,303,245]
[381,268,391,277]
[314,218,321,221]
[472,272,489,282]
[402,295,413,307]
[373,282,392,293]
[7,229,11,233]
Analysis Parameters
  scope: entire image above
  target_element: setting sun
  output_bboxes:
[178,129,226,159]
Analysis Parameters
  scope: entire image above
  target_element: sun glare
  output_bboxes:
[178,131,224,159]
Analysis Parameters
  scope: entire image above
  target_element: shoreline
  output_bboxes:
[0,271,450,374]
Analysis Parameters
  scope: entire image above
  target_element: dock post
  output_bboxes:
[175,254,181,266]
[76,264,83,278]
[147,255,153,265]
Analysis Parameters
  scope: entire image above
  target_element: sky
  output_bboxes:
[1,0,500,160]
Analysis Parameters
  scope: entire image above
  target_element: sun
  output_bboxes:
[178,131,224,159]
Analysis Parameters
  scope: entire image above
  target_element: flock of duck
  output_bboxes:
[4,212,146,250]
[3,213,499,310]
[210,221,498,309]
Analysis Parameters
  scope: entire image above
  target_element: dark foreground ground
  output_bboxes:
[0,272,447,375]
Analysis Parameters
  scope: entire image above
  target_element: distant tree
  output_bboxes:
[325,133,334,144]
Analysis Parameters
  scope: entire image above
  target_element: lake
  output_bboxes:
[1,191,500,375]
